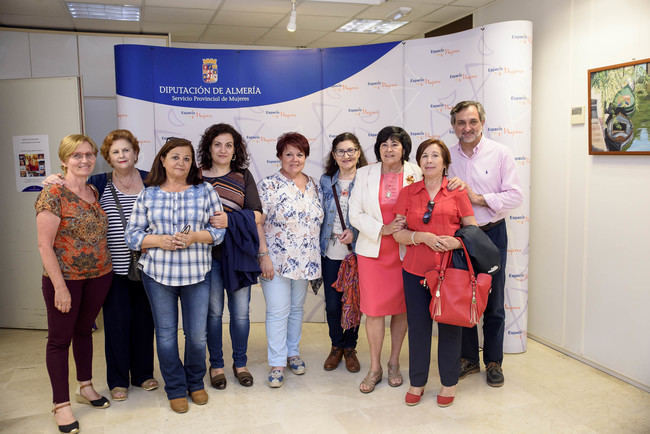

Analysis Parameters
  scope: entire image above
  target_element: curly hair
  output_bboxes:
[100,129,140,167]
[324,132,368,177]
[197,123,249,172]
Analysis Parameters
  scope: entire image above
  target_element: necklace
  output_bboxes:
[113,170,142,194]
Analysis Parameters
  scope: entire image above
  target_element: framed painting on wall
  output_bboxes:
[588,58,650,155]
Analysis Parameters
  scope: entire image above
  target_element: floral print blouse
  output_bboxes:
[258,171,324,280]
[35,184,112,280]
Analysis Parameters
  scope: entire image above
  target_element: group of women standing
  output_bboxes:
[36,122,479,432]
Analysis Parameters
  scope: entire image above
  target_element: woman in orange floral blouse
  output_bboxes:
[35,134,113,434]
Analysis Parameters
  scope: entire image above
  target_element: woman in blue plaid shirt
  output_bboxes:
[125,137,225,414]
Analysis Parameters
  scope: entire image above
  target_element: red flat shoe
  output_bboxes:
[437,394,455,407]
[405,390,424,406]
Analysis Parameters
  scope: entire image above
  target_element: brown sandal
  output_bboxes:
[387,362,403,387]
[359,368,383,394]
[233,364,254,387]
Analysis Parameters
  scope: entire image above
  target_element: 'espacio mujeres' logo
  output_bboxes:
[409,78,441,87]
[487,126,524,137]
[449,72,477,83]
[429,102,454,113]
[511,34,532,45]
[264,110,296,119]
[202,58,218,84]
[509,215,530,224]
[488,66,526,76]
[348,107,380,119]
[430,48,460,57]
[367,81,398,90]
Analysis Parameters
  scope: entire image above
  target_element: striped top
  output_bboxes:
[204,169,262,260]
[99,183,138,275]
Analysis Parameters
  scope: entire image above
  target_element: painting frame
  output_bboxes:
[588,58,650,155]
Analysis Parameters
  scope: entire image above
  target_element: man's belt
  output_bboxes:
[479,218,505,232]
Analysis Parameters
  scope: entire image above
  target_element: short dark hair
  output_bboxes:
[101,129,140,166]
[450,100,486,124]
[415,139,451,175]
[197,123,250,172]
[373,126,412,163]
[324,132,368,177]
[276,132,310,158]
[145,137,202,186]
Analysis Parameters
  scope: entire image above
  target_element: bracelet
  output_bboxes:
[257,251,269,258]
[410,231,418,246]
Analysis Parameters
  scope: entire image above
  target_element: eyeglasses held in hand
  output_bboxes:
[422,200,435,224]
[334,148,359,157]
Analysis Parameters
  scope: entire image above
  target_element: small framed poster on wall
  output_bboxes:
[588,58,650,155]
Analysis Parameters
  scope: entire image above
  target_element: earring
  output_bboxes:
[232,155,236,161]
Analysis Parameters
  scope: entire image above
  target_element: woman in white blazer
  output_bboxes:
[348,126,423,393]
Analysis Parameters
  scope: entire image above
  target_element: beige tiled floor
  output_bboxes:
[0,323,648,433]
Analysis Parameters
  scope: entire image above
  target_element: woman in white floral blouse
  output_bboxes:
[257,132,324,388]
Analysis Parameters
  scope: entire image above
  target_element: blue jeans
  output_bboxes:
[142,273,209,399]
[260,275,308,367]
[207,260,251,369]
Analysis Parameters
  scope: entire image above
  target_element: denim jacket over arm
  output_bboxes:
[319,170,358,255]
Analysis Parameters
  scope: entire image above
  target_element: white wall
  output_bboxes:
[475,0,650,389]
[0,28,167,174]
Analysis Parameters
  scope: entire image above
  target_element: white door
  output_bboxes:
[0,76,83,329]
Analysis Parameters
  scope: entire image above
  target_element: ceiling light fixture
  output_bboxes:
[388,7,412,21]
[66,2,140,21]
[337,17,408,34]
[287,0,297,32]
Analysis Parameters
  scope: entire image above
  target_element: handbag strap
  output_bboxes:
[439,237,477,280]
[107,173,127,231]
[332,183,353,252]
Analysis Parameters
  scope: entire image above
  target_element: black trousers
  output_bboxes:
[403,270,462,387]
[461,219,508,365]
[322,256,359,349]
[103,273,155,389]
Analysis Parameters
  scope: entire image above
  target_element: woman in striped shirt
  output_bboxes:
[198,123,268,389]
[43,129,159,402]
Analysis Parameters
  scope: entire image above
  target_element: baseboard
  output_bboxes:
[528,334,649,393]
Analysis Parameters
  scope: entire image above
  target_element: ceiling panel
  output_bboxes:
[0,14,74,29]
[144,0,222,8]
[210,11,285,27]
[0,0,496,47]
[142,7,215,24]
[0,0,68,16]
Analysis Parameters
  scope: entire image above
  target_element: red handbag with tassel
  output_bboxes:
[421,237,492,327]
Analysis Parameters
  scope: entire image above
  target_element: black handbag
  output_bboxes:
[107,173,142,281]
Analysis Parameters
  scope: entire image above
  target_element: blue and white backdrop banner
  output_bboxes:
[116,20,532,353]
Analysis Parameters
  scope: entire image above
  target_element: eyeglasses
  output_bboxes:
[422,200,435,224]
[334,148,359,157]
[70,152,96,161]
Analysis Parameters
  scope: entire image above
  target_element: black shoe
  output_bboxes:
[486,362,504,387]
[459,358,480,380]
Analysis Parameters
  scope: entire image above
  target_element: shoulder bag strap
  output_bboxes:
[107,172,127,231]
[332,183,353,252]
